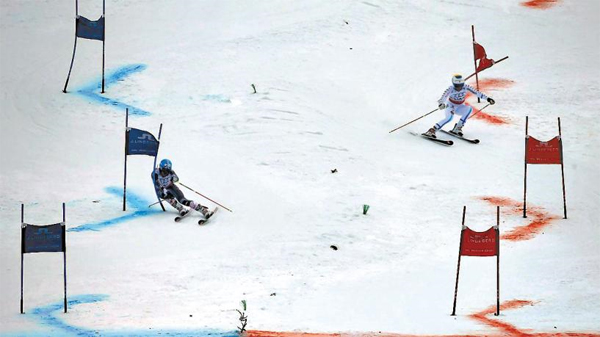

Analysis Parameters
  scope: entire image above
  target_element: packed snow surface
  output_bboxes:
[1,0,599,336]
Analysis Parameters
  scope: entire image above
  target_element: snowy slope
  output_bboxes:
[1,0,599,336]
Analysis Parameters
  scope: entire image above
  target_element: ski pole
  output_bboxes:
[148,200,161,208]
[389,107,440,133]
[468,103,491,119]
[178,182,233,213]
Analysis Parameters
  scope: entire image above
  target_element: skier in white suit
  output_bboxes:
[424,74,495,138]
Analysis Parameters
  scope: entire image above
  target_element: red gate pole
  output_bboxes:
[523,116,529,218]
[451,206,467,316]
[495,206,500,316]
[558,117,567,219]
[471,25,481,103]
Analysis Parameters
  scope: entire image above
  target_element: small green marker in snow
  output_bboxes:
[363,204,370,215]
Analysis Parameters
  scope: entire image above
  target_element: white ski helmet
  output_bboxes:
[452,74,465,89]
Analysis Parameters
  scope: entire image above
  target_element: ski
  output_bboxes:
[440,130,480,144]
[198,207,219,225]
[174,209,191,222]
[410,132,453,146]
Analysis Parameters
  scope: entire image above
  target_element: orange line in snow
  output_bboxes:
[502,212,560,241]
[469,299,600,337]
[247,332,340,337]
[521,0,560,9]
[477,78,516,90]
[480,196,517,208]
[245,298,600,337]
[468,103,510,125]
[479,196,560,241]
[247,331,481,337]
[528,333,600,336]
[469,299,533,335]
[248,299,600,337]
[248,331,600,337]
[467,78,515,125]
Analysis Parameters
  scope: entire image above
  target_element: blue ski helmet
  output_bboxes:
[159,159,172,171]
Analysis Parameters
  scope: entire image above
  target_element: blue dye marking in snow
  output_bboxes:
[28,294,107,336]
[203,94,231,103]
[69,186,160,232]
[8,294,237,337]
[75,64,150,116]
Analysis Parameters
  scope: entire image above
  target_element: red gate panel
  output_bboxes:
[461,227,498,256]
[526,136,562,164]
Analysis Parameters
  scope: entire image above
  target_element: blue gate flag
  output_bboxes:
[127,128,159,156]
[22,223,66,253]
[76,15,105,41]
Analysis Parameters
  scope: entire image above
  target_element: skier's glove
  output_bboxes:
[487,98,495,105]
[438,103,446,110]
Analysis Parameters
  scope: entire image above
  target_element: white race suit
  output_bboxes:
[434,84,488,130]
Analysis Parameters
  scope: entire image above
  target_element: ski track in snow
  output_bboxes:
[1,0,599,335]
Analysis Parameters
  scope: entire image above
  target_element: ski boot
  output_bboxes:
[450,123,463,137]
[191,202,213,218]
[423,127,437,138]
[167,198,187,215]
[200,206,214,219]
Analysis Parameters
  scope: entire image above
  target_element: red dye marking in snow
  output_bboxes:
[248,333,340,337]
[471,111,508,124]
[248,299,600,337]
[467,102,510,125]
[477,78,515,91]
[480,196,515,207]
[503,212,561,241]
[250,197,588,337]
[469,299,533,336]
[248,331,481,337]
[466,78,515,125]
[469,299,600,337]
[521,0,560,9]
[479,196,560,241]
